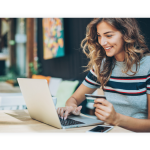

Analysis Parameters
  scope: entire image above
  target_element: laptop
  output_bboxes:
[17,78,104,129]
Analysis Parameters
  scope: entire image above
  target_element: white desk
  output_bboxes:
[0,110,132,133]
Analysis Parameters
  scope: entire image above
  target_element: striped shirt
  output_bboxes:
[83,55,150,119]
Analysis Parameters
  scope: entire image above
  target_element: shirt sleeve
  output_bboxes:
[146,71,150,94]
[82,69,101,89]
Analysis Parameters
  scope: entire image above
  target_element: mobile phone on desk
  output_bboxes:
[87,125,113,133]
[85,94,106,103]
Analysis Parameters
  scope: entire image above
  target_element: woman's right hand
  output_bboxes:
[57,105,82,120]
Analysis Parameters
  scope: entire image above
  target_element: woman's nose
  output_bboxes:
[100,37,107,46]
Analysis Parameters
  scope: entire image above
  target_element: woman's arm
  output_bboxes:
[94,94,150,132]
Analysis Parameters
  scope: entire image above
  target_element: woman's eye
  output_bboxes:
[107,35,112,37]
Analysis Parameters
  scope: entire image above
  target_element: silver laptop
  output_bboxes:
[17,78,104,129]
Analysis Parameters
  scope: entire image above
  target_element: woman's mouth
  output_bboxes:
[104,46,113,52]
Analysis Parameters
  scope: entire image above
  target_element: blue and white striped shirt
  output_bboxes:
[83,55,150,119]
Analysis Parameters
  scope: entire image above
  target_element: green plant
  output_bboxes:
[0,65,17,81]
[29,62,42,75]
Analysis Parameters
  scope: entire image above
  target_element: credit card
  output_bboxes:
[85,94,106,103]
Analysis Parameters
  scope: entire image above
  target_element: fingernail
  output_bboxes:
[64,117,66,120]
[61,117,63,119]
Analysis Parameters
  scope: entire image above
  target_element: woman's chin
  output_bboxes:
[106,53,114,57]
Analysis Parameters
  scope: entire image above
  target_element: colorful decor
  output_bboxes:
[42,18,65,59]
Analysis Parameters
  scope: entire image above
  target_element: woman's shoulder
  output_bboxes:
[141,54,150,63]
[140,54,150,74]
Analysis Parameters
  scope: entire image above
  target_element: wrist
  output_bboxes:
[113,113,121,126]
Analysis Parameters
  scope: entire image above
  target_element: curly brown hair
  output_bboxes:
[81,18,150,88]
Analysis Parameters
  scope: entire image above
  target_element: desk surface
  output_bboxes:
[0,110,132,133]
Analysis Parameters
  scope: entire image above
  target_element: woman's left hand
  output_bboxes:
[93,98,119,125]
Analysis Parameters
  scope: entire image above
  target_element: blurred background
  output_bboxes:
[0,18,93,83]
[0,18,150,114]
[1,18,150,83]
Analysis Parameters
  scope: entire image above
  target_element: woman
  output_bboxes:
[57,18,150,132]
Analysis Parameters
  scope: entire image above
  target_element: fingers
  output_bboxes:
[57,107,66,119]
[57,106,74,120]
[95,107,108,118]
[60,108,65,119]
[93,103,109,112]
[94,98,110,106]
[57,107,63,116]
[64,110,70,120]
[94,99,116,124]
[77,106,82,111]
[57,106,82,120]
[94,98,113,114]
[72,106,82,115]
[63,106,73,120]
[95,112,105,121]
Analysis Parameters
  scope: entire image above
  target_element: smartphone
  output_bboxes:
[87,125,113,133]
[85,94,106,103]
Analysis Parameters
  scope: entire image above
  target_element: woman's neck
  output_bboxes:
[114,51,125,62]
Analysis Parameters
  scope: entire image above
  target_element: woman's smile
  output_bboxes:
[104,46,113,52]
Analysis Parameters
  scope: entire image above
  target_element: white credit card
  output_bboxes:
[85,94,106,103]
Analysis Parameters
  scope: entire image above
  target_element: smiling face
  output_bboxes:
[97,21,125,61]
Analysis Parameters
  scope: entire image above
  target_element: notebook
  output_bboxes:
[17,78,104,129]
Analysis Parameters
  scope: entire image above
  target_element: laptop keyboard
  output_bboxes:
[59,117,85,126]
